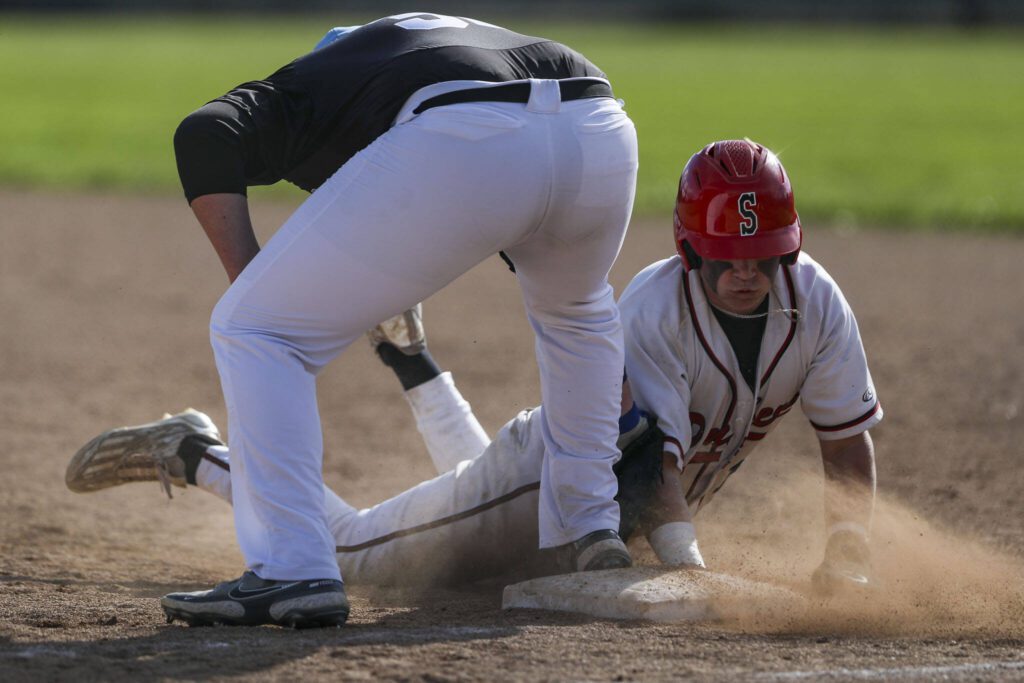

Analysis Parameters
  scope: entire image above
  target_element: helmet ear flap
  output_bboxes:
[680,240,702,271]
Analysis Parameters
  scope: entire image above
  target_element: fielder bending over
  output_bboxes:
[168,15,639,627]
[69,140,880,625]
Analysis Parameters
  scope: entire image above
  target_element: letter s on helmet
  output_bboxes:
[674,139,802,270]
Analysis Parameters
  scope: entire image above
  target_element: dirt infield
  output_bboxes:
[2,190,1022,681]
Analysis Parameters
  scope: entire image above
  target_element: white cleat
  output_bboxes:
[65,409,221,497]
[366,304,426,356]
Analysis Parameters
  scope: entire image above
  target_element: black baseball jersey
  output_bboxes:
[175,14,605,200]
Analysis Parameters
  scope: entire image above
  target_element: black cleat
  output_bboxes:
[557,529,632,573]
[161,571,349,628]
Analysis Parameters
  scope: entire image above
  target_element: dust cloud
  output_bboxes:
[693,462,1024,637]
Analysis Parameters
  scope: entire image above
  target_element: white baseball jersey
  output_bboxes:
[620,252,882,513]
[193,252,881,585]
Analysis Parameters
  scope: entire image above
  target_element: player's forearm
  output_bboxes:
[814,433,876,594]
[190,193,261,283]
[647,453,691,526]
[643,454,705,567]
[820,431,876,534]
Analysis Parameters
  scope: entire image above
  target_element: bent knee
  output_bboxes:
[528,293,621,331]
[209,290,246,345]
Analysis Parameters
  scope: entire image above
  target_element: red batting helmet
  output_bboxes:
[674,139,802,269]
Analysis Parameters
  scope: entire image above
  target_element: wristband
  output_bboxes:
[618,402,640,434]
[648,522,706,568]
[616,412,650,451]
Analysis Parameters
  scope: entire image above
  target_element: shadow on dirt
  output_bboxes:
[0,619,524,681]
[0,573,203,599]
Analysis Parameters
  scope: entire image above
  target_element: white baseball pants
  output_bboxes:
[197,372,549,584]
[209,82,638,581]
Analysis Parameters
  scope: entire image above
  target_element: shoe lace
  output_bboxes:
[155,460,174,499]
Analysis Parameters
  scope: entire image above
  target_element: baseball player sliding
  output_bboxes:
[69,139,881,625]
[168,15,638,627]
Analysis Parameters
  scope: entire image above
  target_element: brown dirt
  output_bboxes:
[1,190,1022,681]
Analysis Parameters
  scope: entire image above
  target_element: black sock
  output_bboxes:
[376,342,442,391]
[178,434,224,485]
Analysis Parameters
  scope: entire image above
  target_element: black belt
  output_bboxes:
[414,79,613,115]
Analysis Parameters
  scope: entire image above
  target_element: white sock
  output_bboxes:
[403,372,490,473]
[195,444,233,503]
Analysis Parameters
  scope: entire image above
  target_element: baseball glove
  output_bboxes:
[613,417,665,542]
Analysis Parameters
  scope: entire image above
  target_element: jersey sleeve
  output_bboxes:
[799,273,882,440]
[174,79,307,202]
[621,267,692,469]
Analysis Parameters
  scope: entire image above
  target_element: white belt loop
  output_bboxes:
[527,79,561,113]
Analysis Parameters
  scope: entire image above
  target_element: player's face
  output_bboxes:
[700,257,778,314]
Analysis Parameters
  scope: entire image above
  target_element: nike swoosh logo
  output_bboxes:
[227,582,299,600]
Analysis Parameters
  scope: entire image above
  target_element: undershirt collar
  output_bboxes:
[709,296,769,392]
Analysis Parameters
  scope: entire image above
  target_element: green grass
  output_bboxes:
[1,15,1022,230]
